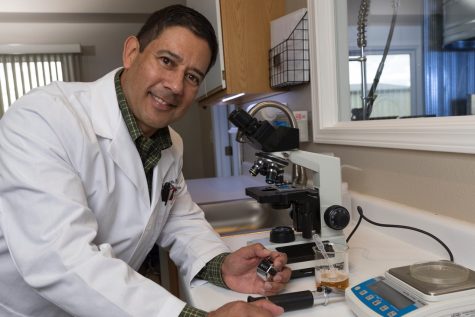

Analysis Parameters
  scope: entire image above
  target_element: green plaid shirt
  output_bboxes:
[114,69,171,196]
[114,69,228,317]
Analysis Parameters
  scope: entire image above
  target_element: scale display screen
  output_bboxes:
[346,262,475,317]
[349,277,421,316]
[368,280,414,309]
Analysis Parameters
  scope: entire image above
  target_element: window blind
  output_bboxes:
[0,51,81,116]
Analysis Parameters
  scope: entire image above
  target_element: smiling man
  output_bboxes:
[0,4,290,317]
[120,25,209,135]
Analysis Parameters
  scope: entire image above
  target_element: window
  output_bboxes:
[0,44,81,116]
[348,52,414,119]
[308,0,475,154]
[343,0,475,120]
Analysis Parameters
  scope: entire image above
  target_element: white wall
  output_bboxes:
[0,21,143,81]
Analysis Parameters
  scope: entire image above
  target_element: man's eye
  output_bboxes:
[160,56,172,66]
[186,73,201,86]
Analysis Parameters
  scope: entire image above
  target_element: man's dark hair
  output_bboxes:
[136,4,218,74]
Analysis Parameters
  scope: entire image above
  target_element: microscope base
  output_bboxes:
[247,232,347,279]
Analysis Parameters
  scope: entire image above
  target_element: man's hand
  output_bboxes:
[208,299,284,317]
[221,243,291,295]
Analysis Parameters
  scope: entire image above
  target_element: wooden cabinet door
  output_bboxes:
[187,0,226,99]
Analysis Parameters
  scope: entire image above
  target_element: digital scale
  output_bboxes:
[345,260,475,317]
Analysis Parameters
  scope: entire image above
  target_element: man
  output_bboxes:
[0,5,290,317]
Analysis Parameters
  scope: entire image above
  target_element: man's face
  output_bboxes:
[121,26,211,137]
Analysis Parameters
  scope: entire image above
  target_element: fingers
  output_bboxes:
[270,266,291,284]
[250,299,285,316]
[252,244,289,281]
[261,266,292,295]
[249,243,272,259]
[267,250,288,271]
[249,243,291,293]
[249,243,287,269]
[208,300,283,317]
[226,243,292,296]
[257,250,291,295]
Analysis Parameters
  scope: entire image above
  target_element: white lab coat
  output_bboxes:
[0,69,230,317]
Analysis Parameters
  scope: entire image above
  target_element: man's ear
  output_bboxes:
[122,36,140,69]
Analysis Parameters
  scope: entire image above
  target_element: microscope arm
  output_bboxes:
[271,150,347,240]
[271,150,342,209]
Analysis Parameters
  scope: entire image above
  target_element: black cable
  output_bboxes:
[346,205,454,262]
[345,212,362,243]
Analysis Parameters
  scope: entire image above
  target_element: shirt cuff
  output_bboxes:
[196,252,230,289]
[179,304,207,317]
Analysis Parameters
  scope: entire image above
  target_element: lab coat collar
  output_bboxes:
[89,68,123,140]
[90,69,150,205]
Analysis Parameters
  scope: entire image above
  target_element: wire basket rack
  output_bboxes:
[269,12,310,88]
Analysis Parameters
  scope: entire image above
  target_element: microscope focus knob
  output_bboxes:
[270,226,295,243]
[324,205,350,230]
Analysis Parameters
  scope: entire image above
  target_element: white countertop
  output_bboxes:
[180,192,475,316]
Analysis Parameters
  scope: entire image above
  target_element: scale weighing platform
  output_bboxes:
[345,260,475,317]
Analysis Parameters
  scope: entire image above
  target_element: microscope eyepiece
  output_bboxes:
[228,108,260,136]
[228,109,299,152]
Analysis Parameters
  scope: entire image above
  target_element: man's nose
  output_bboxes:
[163,70,184,95]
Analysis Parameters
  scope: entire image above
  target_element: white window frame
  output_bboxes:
[309,0,475,154]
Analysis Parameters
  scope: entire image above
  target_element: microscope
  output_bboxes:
[229,107,350,276]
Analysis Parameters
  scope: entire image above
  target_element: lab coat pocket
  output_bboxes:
[160,176,183,205]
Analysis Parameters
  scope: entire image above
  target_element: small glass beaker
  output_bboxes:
[314,242,349,291]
